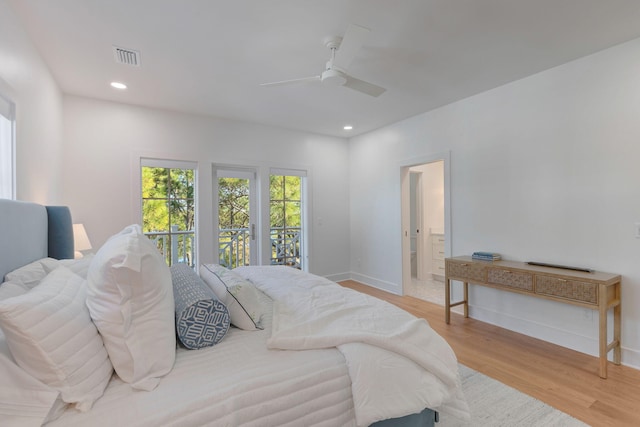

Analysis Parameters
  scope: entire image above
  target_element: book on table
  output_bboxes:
[472,251,501,261]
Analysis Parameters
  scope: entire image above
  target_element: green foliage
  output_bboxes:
[269,175,301,230]
[141,166,195,266]
[269,175,302,267]
[218,177,249,228]
[142,166,194,232]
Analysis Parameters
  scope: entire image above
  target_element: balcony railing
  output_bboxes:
[146,226,195,267]
[218,226,301,269]
[145,226,301,270]
[270,227,301,269]
[218,227,251,269]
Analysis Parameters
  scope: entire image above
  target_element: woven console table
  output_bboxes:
[445,256,621,378]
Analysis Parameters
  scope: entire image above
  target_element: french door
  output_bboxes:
[215,166,308,271]
[216,168,257,268]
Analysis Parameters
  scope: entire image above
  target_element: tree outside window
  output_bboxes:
[270,174,302,269]
[141,164,196,266]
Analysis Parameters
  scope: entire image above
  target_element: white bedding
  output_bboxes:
[47,266,467,427]
[234,266,469,426]
[47,289,356,426]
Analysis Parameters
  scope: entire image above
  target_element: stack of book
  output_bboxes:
[472,251,501,261]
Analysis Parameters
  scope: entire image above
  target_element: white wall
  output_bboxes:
[0,0,64,203]
[349,37,640,368]
[61,96,350,278]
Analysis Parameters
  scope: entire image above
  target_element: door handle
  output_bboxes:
[251,224,256,241]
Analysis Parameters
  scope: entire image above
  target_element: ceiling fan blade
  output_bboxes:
[334,24,370,70]
[260,76,320,87]
[343,75,386,97]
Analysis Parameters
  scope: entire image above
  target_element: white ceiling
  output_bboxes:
[9,0,640,137]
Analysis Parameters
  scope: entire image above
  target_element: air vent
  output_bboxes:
[113,46,141,67]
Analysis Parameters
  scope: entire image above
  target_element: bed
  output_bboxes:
[0,199,469,426]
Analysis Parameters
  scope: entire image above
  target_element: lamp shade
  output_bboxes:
[73,223,92,258]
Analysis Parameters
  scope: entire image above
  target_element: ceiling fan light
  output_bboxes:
[321,69,347,86]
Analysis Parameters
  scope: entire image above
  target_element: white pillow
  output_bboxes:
[86,224,176,391]
[199,264,264,330]
[3,258,59,289]
[0,267,113,412]
[0,282,29,301]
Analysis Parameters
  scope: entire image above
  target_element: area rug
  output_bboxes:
[438,364,588,426]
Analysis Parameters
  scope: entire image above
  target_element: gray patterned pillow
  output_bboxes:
[170,264,230,349]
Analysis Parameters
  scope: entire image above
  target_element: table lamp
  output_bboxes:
[73,223,92,259]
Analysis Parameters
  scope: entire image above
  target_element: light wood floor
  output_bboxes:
[339,280,640,427]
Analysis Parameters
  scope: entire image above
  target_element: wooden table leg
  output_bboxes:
[613,281,622,365]
[445,277,451,324]
[598,284,608,378]
[463,281,469,318]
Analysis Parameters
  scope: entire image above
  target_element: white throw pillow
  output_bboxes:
[86,224,176,391]
[199,264,264,330]
[3,258,59,289]
[0,282,28,301]
[0,267,113,412]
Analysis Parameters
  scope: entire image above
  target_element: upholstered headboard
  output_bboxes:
[0,199,74,280]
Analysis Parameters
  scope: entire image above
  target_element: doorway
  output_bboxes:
[400,153,450,305]
[216,168,258,268]
[214,165,309,271]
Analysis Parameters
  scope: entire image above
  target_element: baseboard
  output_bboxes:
[324,272,351,283]
[622,347,640,370]
[346,272,401,295]
[471,305,640,370]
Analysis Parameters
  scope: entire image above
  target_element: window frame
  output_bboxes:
[140,158,198,267]
[0,93,16,200]
[269,168,308,271]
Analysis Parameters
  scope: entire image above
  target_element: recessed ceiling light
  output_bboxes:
[343,125,353,131]
[110,81,127,90]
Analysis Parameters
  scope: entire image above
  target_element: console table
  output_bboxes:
[445,256,621,378]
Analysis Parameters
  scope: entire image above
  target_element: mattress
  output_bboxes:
[47,290,357,426]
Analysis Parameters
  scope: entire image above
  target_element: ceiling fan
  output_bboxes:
[260,24,386,97]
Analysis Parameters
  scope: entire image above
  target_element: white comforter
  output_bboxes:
[234,266,470,426]
[48,287,357,427]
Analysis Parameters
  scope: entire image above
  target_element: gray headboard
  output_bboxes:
[0,199,74,280]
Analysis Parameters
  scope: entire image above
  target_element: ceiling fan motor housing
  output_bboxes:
[322,62,347,86]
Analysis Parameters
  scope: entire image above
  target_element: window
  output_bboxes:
[0,94,15,199]
[269,168,307,269]
[141,159,197,267]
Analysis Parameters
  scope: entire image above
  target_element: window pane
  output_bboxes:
[142,167,168,198]
[170,168,194,199]
[170,199,195,231]
[270,201,284,228]
[218,177,249,228]
[285,201,301,226]
[284,176,301,200]
[142,199,169,232]
[270,175,283,200]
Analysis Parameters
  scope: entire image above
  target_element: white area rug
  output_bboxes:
[438,365,588,427]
